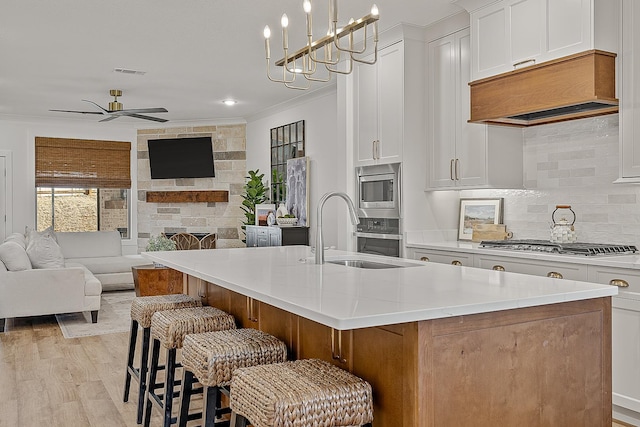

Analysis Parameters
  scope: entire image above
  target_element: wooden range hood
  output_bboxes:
[469,50,618,127]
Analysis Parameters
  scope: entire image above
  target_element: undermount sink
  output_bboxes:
[326,258,421,269]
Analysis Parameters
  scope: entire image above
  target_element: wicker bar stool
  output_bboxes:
[177,329,288,427]
[144,306,237,427]
[229,359,374,427]
[124,294,202,424]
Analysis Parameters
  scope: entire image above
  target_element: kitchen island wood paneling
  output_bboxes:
[145,246,615,426]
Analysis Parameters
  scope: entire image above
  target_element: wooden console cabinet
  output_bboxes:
[132,265,183,296]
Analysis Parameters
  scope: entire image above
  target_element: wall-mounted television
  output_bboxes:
[147,137,215,179]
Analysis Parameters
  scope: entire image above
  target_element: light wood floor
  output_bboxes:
[0,315,634,427]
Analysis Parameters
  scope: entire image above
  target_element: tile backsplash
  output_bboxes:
[461,114,640,245]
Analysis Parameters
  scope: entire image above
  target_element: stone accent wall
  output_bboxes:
[137,125,246,251]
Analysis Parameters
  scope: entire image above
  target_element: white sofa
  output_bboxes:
[0,230,147,332]
[55,231,147,292]
[0,231,102,332]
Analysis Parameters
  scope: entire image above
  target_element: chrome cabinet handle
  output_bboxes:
[451,260,462,266]
[450,159,455,181]
[547,271,563,279]
[455,158,460,181]
[493,265,505,271]
[513,58,536,69]
[420,256,430,262]
[330,328,347,363]
[610,279,630,288]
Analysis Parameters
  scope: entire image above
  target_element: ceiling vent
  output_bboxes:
[113,68,146,76]
[469,50,618,127]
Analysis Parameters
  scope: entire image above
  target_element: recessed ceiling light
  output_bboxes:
[222,99,237,106]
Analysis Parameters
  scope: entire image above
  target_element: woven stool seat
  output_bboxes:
[182,329,288,387]
[230,359,374,427]
[151,306,237,349]
[131,294,202,328]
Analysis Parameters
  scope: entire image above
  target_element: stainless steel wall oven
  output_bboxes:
[356,163,400,219]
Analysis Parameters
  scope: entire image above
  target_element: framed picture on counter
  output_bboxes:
[458,198,504,240]
[255,203,275,226]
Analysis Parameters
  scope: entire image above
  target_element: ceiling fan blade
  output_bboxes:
[49,109,103,115]
[119,107,168,114]
[125,113,169,123]
[98,115,119,122]
[81,99,109,113]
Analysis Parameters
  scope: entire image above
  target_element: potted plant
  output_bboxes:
[145,234,177,267]
[240,169,268,242]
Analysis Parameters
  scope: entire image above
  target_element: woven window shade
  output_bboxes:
[35,137,131,188]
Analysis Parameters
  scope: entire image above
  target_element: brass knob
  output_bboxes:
[492,265,505,271]
[547,272,563,279]
[420,257,429,262]
[451,260,462,266]
[610,279,630,288]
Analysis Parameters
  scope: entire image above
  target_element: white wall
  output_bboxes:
[0,117,138,251]
[246,87,353,250]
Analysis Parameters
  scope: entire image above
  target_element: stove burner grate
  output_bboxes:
[479,239,638,256]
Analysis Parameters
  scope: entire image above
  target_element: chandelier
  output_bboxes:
[263,0,379,90]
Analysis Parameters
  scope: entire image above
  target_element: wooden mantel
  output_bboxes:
[145,190,229,203]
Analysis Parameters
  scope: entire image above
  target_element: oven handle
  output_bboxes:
[355,232,403,240]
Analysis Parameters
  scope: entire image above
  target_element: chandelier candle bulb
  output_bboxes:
[304,0,312,36]
[281,14,289,50]
[264,26,271,59]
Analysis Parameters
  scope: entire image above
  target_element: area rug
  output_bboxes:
[56,290,134,339]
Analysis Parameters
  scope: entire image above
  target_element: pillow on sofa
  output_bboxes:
[26,225,57,243]
[0,241,33,271]
[4,232,27,249]
[26,232,65,269]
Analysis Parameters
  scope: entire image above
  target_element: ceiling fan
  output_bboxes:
[50,89,169,123]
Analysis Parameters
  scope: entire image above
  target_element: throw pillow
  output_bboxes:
[25,225,57,243]
[0,241,33,271]
[4,232,27,249]
[26,233,65,269]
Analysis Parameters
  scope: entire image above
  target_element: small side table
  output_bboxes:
[132,265,184,297]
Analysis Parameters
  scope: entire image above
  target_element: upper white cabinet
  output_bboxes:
[470,0,619,81]
[354,41,404,165]
[619,0,640,181]
[426,27,523,190]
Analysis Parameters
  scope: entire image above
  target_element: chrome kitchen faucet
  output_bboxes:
[315,192,360,264]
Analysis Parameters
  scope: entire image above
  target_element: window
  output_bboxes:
[35,137,132,237]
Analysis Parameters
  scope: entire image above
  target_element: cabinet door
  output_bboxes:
[507,0,543,67]
[257,301,295,360]
[475,255,588,280]
[355,56,379,165]
[352,325,406,426]
[620,0,640,179]
[545,0,591,59]
[245,226,257,247]
[455,29,488,188]
[296,316,351,370]
[377,43,403,164]
[268,227,281,246]
[471,1,509,80]
[256,228,269,247]
[587,265,640,414]
[427,34,458,189]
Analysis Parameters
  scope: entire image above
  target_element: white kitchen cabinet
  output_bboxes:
[619,0,640,181]
[470,0,619,81]
[354,41,403,165]
[408,248,474,267]
[474,254,588,281]
[426,28,523,190]
[587,265,640,420]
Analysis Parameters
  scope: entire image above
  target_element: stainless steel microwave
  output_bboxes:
[356,163,400,218]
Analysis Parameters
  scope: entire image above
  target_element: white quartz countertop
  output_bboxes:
[143,246,617,330]
[405,240,640,269]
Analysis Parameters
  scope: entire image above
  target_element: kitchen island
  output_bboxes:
[144,246,617,427]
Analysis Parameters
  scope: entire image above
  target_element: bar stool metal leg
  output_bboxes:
[143,338,162,427]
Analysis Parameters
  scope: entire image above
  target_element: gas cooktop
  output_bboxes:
[479,239,638,256]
